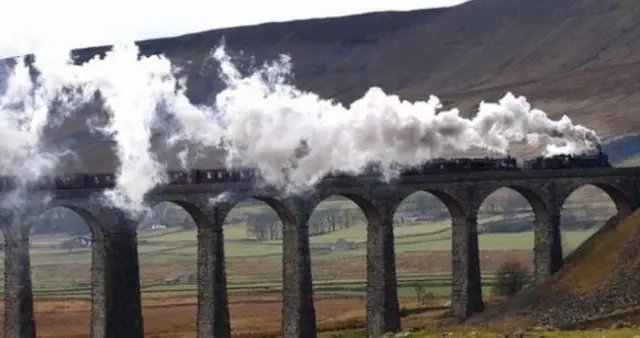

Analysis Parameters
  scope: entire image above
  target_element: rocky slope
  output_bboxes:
[9,0,640,172]
[471,210,640,329]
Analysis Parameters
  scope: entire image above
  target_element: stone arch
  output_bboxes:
[33,202,107,337]
[34,201,106,240]
[559,183,632,218]
[148,198,208,230]
[395,188,466,220]
[457,185,549,314]
[213,191,298,229]
[476,185,548,219]
[211,191,315,337]
[389,188,464,321]
[307,189,382,227]
[556,182,631,264]
[300,189,384,335]
[249,196,298,228]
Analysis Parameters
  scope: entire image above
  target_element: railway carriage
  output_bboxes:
[524,151,611,170]
[87,173,116,188]
[55,173,87,189]
[197,169,233,183]
[167,170,198,185]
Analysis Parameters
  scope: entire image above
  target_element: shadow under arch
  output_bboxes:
[560,183,632,217]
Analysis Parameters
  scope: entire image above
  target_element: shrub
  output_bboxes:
[492,261,531,296]
[413,284,436,306]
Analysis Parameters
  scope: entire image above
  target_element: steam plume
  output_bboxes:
[75,44,177,215]
[0,42,603,215]
[0,49,84,209]
[166,45,602,191]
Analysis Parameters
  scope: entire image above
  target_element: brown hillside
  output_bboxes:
[22,0,640,172]
[471,210,640,329]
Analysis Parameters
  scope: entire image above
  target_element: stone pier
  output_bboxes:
[366,206,401,337]
[451,216,484,320]
[534,211,563,280]
[100,221,144,337]
[2,224,36,338]
[196,206,230,338]
[281,199,317,338]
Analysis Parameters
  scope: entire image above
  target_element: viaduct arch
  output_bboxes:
[2,168,640,338]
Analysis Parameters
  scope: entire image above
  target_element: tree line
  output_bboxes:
[244,207,367,241]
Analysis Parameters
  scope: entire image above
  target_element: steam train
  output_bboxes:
[396,151,610,177]
[523,152,611,170]
[0,168,258,191]
[0,151,612,191]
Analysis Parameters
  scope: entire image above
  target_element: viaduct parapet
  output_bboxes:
[3,167,639,338]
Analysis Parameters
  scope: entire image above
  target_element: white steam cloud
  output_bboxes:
[0,42,602,215]
[167,45,602,190]
[0,48,86,208]
[75,44,177,214]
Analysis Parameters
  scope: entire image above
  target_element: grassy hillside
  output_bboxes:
[474,210,640,329]
[22,0,640,171]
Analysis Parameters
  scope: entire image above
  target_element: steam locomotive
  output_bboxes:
[0,150,612,191]
[523,152,611,170]
[397,151,610,177]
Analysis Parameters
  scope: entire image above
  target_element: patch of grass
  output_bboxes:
[169,241,282,257]
[309,220,454,244]
[228,199,360,215]
[321,230,595,259]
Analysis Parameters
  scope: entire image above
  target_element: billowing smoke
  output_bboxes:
[166,45,602,192]
[0,49,85,209]
[0,44,176,216]
[472,93,601,157]
[74,44,178,215]
[0,42,602,214]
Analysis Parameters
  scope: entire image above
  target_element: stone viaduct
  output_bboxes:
[2,166,640,338]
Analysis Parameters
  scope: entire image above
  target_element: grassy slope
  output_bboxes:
[472,210,640,328]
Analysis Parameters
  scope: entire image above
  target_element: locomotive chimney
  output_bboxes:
[595,141,603,154]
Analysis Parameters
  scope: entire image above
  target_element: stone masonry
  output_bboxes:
[2,167,640,338]
[2,219,36,338]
